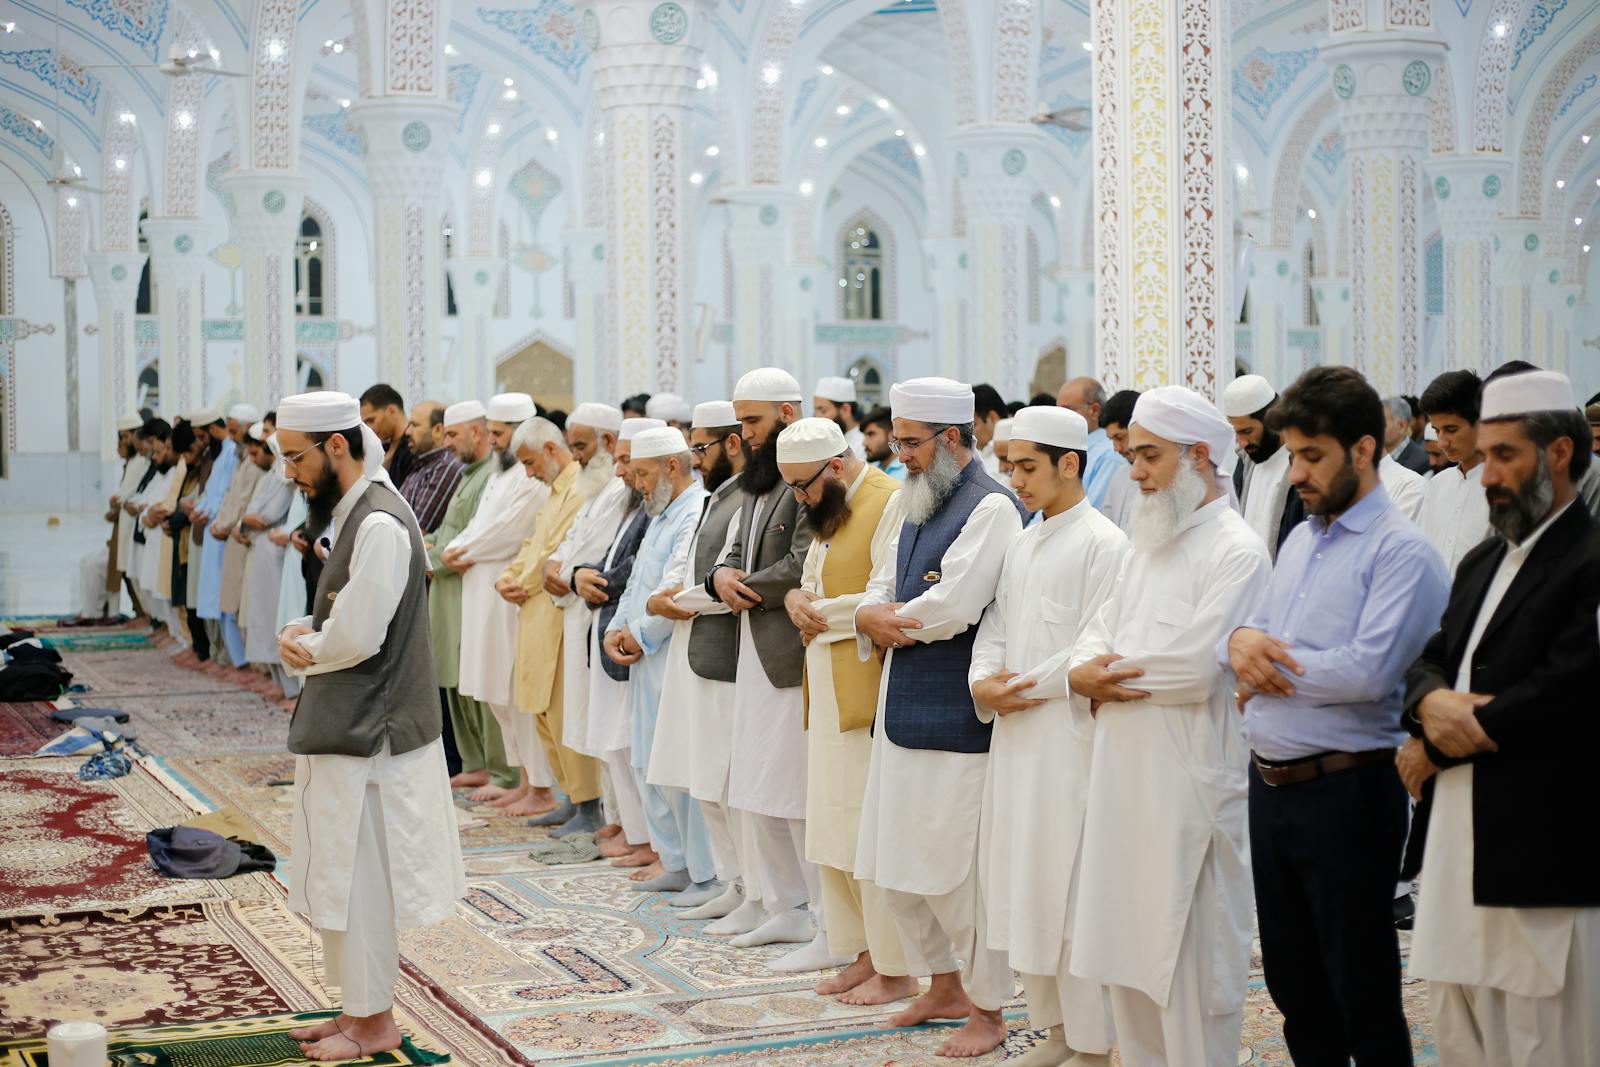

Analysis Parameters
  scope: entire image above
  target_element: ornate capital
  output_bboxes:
[139,218,215,280]
[1427,155,1511,234]
[350,98,459,200]
[446,256,505,317]
[1320,34,1445,155]
[221,172,310,248]
[586,0,708,111]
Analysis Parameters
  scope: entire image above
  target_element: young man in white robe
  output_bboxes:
[275,392,466,1062]
[972,405,1126,1067]
[1419,369,1491,572]
[78,416,148,621]
[1066,386,1272,1067]
[237,432,296,687]
[445,393,555,813]
[853,377,1027,1058]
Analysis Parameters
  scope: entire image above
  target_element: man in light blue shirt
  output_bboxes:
[859,407,907,481]
[1057,377,1116,507]
[1220,366,1447,1067]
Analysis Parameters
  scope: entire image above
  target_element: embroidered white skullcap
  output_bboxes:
[277,391,361,432]
[228,402,260,424]
[646,392,693,422]
[442,400,487,426]
[777,417,848,464]
[631,426,690,460]
[1012,405,1088,451]
[891,377,974,424]
[1131,385,1238,477]
[487,392,536,423]
[692,400,737,429]
[247,421,266,442]
[1221,374,1276,418]
[1424,423,1438,442]
[814,376,856,403]
[733,367,804,403]
[620,416,667,442]
[1480,369,1577,420]
[116,414,144,431]
[992,417,1014,445]
[568,402,623,432]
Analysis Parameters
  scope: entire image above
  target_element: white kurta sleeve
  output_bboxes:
[449,475,549,562]
[966,543,1015,725]
[558,481,628,583]
[895,494,1022,643]
[287,512,410,676]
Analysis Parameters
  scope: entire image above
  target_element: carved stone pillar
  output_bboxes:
[564,229,609,401]
[922,236,969,380]
[1427,156,1508,377]
[140,217,214,414]
[86,251,146,460]
[1310,276,1352,368]
[446,256,505,400]
[952,127,1038,397]
[222,173,306,406]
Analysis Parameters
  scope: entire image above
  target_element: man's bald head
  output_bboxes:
[1057,377,1106,432]
[407,401,447,454]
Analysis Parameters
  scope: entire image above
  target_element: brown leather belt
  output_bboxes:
[1251,748,1395,787]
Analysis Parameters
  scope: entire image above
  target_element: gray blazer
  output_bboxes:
[704,482,812,689]
[687,474,745,683]
[1395,437,1431,476]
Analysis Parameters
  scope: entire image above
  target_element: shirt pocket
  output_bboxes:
[1039,596,1080,648]
[1145,597,1194,651]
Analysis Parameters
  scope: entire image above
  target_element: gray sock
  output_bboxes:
[633,868,692,893]
[526,800,576,827]
[551,799,605,837]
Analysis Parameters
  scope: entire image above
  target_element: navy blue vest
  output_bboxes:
[883,460,1026,753]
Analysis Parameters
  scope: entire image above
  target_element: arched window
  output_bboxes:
[295,355,326,390]
[136,209,156,315]
[847,356,885,408]
[295,213,325,316]
[442,218,458,317]
[137,363,159,411]
[841,224,883,320]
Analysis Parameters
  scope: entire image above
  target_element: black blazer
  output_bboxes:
[577,506,651,682]
[1231,455,1307,557]
[1402,501,1600,907]
[1395,438,1432,476]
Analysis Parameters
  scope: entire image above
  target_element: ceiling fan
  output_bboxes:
[1031,104,1090,133]
[85,39,247,78]
[42,0,103,194]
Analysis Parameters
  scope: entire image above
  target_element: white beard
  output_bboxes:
[578,451,615,500]
[643,476,674,516]
[1130,457,1208,552]
[900,441,964,526]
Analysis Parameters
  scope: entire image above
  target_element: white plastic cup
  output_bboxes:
[46,1020,108,1067]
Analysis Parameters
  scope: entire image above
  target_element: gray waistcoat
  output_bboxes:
[289,480,441,758]
[688,474,744,683]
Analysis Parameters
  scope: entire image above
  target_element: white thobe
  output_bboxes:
[584,504,642,757]
[1067,497,1270,1065]
[1378,454,1425,523]
[450,462,550,708]
[1410,502,1600,1066]
[979,441,1002,479]
[844,425,865,460]
[275,491,310,633]
[552,476,630,759]
[133,466,177,597]
[284,476,466,938]
[241,465,295,663]
[1420,460,1490,574]
[1238,446,1292,551]
[114,454,151,575]
[972,498,1126,1050]
[1099,456,1138,532]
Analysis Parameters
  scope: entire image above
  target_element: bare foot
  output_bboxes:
[816,953,876,996]
[599,836,634,858]
[487,786,529,808]
[883,981,971,1029]
[837,973,921,1006]
[470,784,516,804]
[629,861,665,882]
[596,823,623,840]
[299,1013,403,1063]
[277,697,297,712]
[497,794,559,817]
[611,846,657,868]
[934,1009,1006,1058]
[450,770,490,788]
[287,1018,342,1042]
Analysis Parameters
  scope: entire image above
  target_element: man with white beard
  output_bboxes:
[972,405,1126,1067]
[1066,386,1272,1067]
[853,377,1026,1058]
[445,393,555,815]
[642,401,749,912]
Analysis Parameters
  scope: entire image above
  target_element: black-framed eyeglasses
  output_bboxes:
[890,434,935,454]
[689,442,717,458]
[282,439,325,468]
[784,463,832,494]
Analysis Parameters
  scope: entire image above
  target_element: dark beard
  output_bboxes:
[702,446,735,493]
[1243,428,1281,464]
[865,440,892,464]
[808,477,853,539]
[304,462,343,530]
[740,433,782,496]
[1486,453,1555,544]
[156,457,175,474]
[496,448,517,472]
[626,486,644,512]
[1300,457,1360,516]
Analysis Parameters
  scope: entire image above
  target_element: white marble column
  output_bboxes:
[446,256,505,400]
[953,128,1038,397]
[140,218,214,414]
[1090,0,1233,397]
[587,0,706,393]
[923,236,969,380]
[351,98,457,404]
[85,251,146,460]
[564,228,609,401]
[1321,25,1444,394]
[1243,243,1305,387]
[1310,276,1351,368]
[1055,268,1095,381]
[723,190,791,386]
[1494,217,1540,366]
[222,173,306,407]
[1427,156,1508,377]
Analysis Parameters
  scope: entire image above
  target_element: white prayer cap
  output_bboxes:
[620,416,667,442]
[1424,423,1438,442]
[277,391,361,432]
[1012,405,1088,451]
[646,392,693,422]
[442,400,487,426]
[228,402,260,424]
[814,376,856,403]
[116,414,144,431]
[1131,385,1238,476]
[992,418,1014,445]
[568,401,623,432]
[1221,374,1276,418]
[892,377,975,424]
[184,406,222,426]
[631,426,689,460]
[778,417,848,463]
[247,421,266,442]
[733,367,804,403]
[1481,369,1577,420]
[692,400,737,429]
[487,391,536,423]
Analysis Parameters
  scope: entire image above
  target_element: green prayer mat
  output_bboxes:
[0,1011,449,1067]
[39,631,152,652]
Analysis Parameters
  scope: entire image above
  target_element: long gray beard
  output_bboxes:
[578,452,615,499]
[643,476,674,516]
[1130,456,1208,552]
[901,440,964,526]
[1488,453,1554,545]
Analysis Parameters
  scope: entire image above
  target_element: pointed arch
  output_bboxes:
[1516,19,1600,216]
[835,207,896,321]
[1271,90,1337,248]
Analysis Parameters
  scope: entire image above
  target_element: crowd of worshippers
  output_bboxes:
[82,361,1600,1067]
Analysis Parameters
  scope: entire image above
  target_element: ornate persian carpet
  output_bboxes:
[0,703,63,756]
[0,757,280,918]
[115,692,289,756]
[61,648,242,699]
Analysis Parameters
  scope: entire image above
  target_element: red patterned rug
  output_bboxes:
[0,703,62,757]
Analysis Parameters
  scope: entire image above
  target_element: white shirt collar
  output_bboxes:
[1503,499,1573,562]
[844,462,869,503]
[331,474,373,526]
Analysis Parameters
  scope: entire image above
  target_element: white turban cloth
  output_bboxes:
[276,390,396,493]
[1130,386,1238,480]
[892,377,975,425]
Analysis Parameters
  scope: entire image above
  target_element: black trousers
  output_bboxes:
[1249,759,1413,1067]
